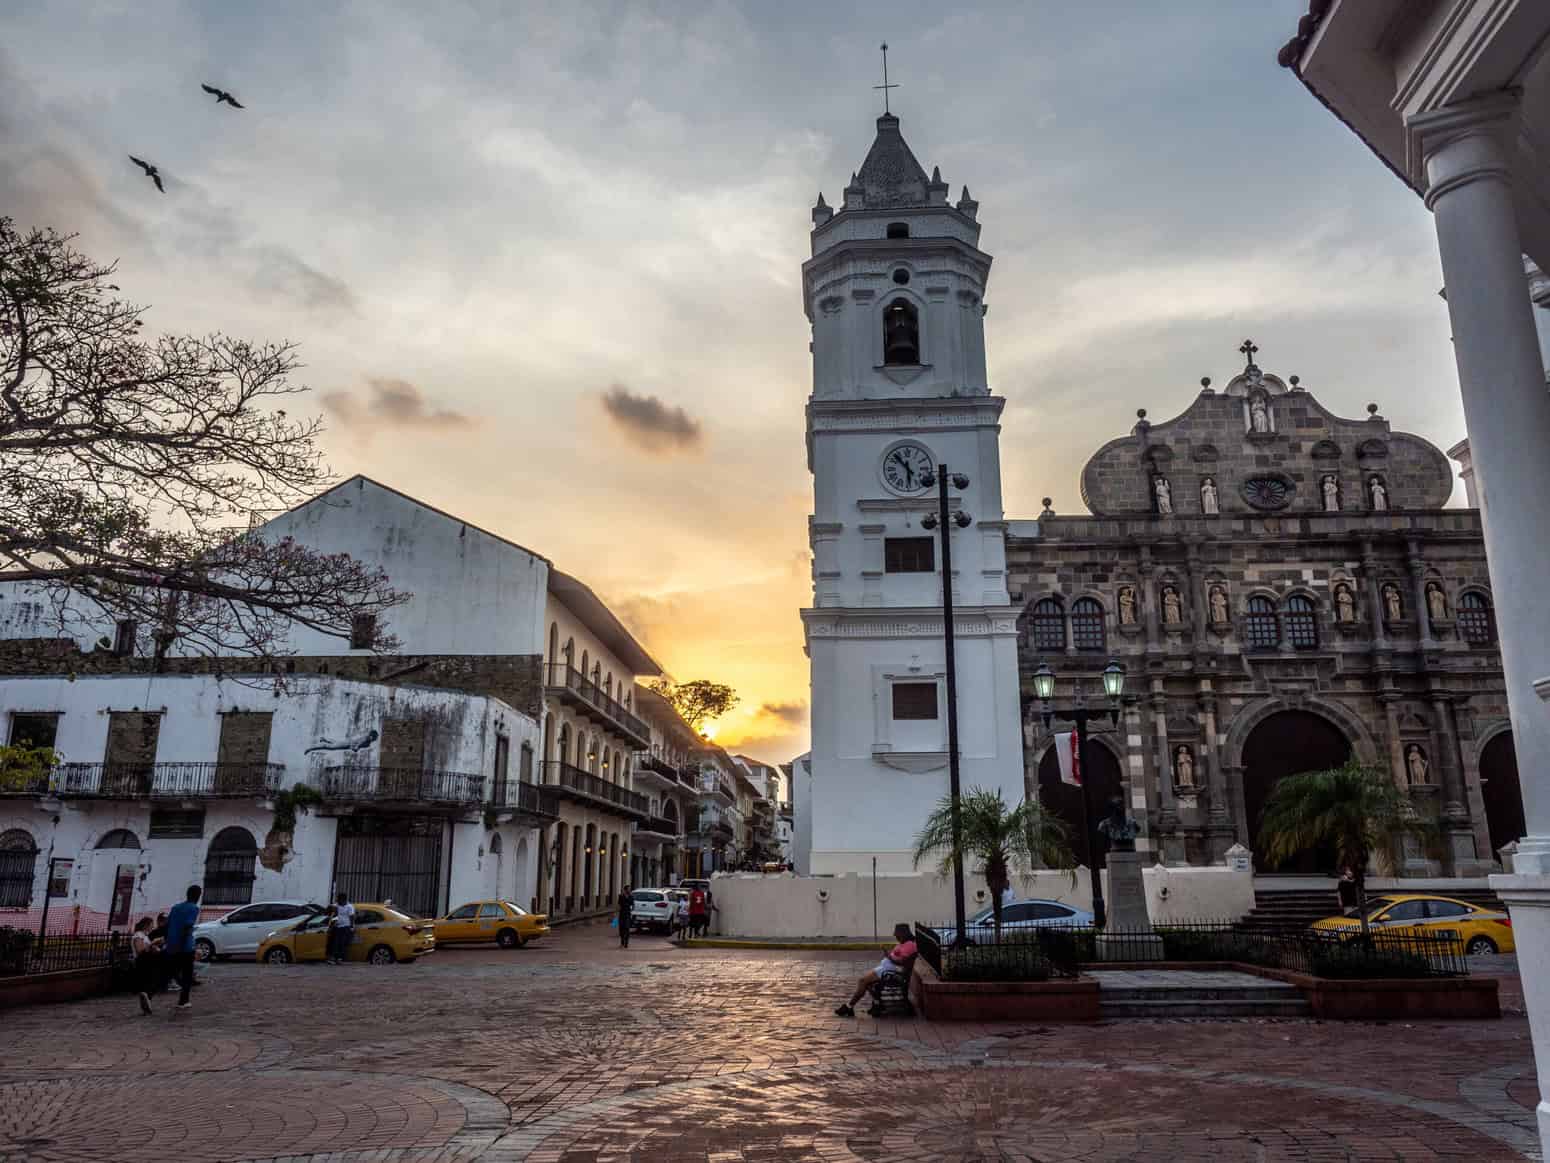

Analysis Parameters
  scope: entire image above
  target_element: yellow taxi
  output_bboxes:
[1310,893,1515,955]
[434,900,549,948]
[256,903,435,965]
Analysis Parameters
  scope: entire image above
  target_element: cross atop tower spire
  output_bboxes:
[874,42,899,114]
[1238,338,1260,368]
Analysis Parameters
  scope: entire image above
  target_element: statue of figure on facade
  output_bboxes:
[1335,583,1356,623]
[1369,475,1388,511]
[1200,476,1219,514]
[1162,585,1183,625]
[1426,582,1447,623]
[1173,744,1196,787]
[1154,476,1172,514]
[1321,474,1340,512]
[1209,584,1229,624]
[1382,583,1403,621]
[1097,796,1139,852]
[1249,395,1271,433]
[1118,585,1137,625]
[1406,744,1430,786]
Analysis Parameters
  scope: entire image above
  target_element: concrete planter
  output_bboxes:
[0,966,115,1010]
[912,958,1101,1022]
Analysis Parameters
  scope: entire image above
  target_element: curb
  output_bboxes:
[678,938,890,951]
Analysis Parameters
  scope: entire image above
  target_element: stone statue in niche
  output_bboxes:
[1249,395,1271,433]
[1162,585,1183,625]
[1154,476,1172,515]
[1426,582,1447,623]
[1321,474,1340,512]
[1200,477,1219,514]
[1369,475,1388,511]
[1406,744,1430,786]
[1382,583,1403,622]
[1173,744,1196,788]
[1209,585,1229,624]
[1117,585,1137,625]
[1334,583,1356,624]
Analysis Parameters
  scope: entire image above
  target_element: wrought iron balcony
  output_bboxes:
[545,664,651,748]
[18,762,288,799]
[636,753,679,779]
[697,772,737,803]
[541,760,650,820]
[490,778,560,821]
[320,765,485,806]
[634,813,681,840]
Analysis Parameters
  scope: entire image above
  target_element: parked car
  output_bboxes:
[678,878,711,894]
[434,900,550,948]
[628,889,675,933]
[932,899,1094,946]
[193,900,325,962]
[256,903,434,965]
[1310,893,1515,955]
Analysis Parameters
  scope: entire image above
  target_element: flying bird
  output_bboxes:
[128,155,164,192]
[200,83,244,108]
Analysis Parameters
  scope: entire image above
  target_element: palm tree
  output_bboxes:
[1256,760,1437,936]
[912,788,1075,936]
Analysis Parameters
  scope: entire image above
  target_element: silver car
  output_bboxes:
[193,900,325,961]
[932,898,1094,946]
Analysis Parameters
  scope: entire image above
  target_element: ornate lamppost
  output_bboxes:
[1031,659,1127,928]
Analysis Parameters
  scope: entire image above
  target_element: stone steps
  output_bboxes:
[1100,997,1313,1019]
[1239,886,1508,934]
[1092,970,1312,1020]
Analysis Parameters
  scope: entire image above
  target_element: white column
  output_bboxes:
[1412,92,1550,1153]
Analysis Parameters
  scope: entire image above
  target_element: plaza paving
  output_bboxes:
[0,923,1541,1162]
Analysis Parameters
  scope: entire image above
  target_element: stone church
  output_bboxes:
[1007,352,1525,875]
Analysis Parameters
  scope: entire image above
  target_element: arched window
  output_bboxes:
[1029,598,1065,652]
[557,723,571,769]
[1458,591,1496,645]
[883,298,920,366]
[203,826,258,906]
[886,222,910,239]
[1284,594,1318,649]
[489,831,502,855]
[0,829,38,908]
[604,674,613,699]
[1070,598,1106,652]
[96,828,141,850]
[1245,596,1279,650]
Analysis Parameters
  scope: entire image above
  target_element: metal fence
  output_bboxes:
[0,925,127,977]
[915,920,1470,983]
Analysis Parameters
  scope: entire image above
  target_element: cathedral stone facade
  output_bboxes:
[1007,353,1523,875]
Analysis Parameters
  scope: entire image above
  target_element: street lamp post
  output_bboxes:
[920,463,974,948]
[1032,659,1126,929]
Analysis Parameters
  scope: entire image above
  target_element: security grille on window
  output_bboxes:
[1070,598,1106,652]
[0,829,38,909]
[1244,596,1279,650]
[1284,594,1319,649]
[892,682,939,720]
[350,613,377,650]
[1028,598,1065,651]
[203,826,258,906]
[884,537,935,573]
[1458,592,1495,645]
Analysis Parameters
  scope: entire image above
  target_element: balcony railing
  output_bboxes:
[542,760,650,819]
[636,754,679,780]
[635,813,681,839]
[320,765,485,805]
[29,762,287,799]
[699,773,736,803]
[545,664,651,746]
[490,779,560,820]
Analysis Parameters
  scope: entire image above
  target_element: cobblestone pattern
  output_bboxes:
[0,927,1539,1162]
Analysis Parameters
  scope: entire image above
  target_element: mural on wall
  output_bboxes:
[304,729,379,755]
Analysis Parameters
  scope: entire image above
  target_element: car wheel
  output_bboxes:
[515,934,529,948]
[1465,935,1498,956]
[496,928,518,949]
[367,944,396,965]
[263,947,292,965]
[194,938,216,963]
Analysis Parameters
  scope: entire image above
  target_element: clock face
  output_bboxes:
[882,443,934,494]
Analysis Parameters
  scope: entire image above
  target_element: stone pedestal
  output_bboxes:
[1096,850,1163,961]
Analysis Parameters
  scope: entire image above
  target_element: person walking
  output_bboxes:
[674,892,690,938]
[327,892,356,964]
[131,917,160,1015]
[687,886,707,939]
[617,884,634,948]
[163,886,201,1012]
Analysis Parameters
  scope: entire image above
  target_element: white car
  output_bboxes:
[193,900,325,961]
[628,889,675,933]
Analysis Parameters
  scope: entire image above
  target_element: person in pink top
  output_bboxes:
[835,924,917,1017]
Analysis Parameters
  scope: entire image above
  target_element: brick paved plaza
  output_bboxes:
[0,925,1541,1162]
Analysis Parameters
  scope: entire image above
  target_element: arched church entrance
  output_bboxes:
[1241,710,1351,872]
[1036,741,1122,869]
[1479,732,1525,863]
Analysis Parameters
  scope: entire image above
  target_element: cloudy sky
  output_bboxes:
[3,1,1467,762]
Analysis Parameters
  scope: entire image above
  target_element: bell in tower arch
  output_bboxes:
[883,299,920,366]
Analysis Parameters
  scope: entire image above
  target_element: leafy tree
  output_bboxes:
[0,744,58,792]
[648,679,738,735]
[1257,760,1437,936]
[1,219,406,656]
[912,788,1075,936]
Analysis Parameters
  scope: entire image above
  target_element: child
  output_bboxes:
[131,916,161,1015]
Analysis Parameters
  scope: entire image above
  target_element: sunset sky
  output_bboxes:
[2,1,1469,763]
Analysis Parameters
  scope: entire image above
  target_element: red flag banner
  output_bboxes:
[1055,731,1082,786]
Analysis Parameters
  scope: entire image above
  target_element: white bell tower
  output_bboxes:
[800,111,1024,875]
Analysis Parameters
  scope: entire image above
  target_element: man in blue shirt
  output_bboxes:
[163,885,202,1010]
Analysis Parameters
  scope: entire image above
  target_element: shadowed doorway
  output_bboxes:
[1479,731,1525,864]
[1036,740,1123,870]
[1241,710,1351,873]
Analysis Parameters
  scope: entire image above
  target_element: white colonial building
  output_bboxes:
[801,112,1024,874]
